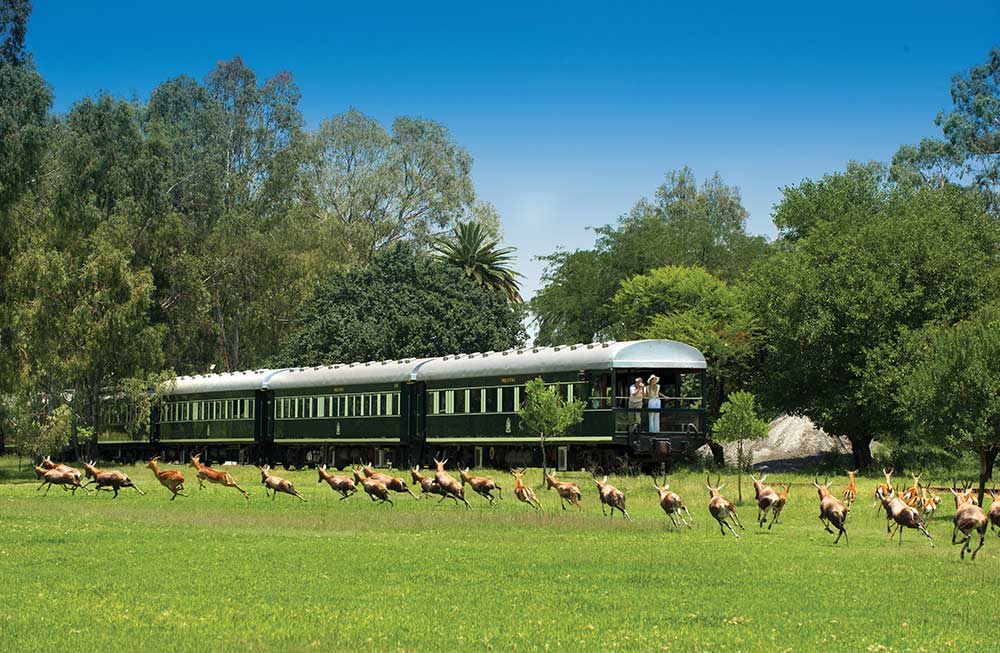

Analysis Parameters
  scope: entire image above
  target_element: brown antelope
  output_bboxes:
[988,491,1000,537]
[651,476,692,528]
[459,467,503,505]
[35,465,90,495]
[433,458,472,509]
[511,468,541,511]
[82,461,144,498]
[318,464,357,499]
[41,456,83,487]
[874,468,894,512]
[594,476,629,520]
[950,485,988,560]
[919,485,942,519]
[770,483,791,529]
[362,463,418,499]
[882,489,933,547]
[259,465,306,502]
[813,478,848,544]
[353,467,392,505]
[750,473,781,528]
[545,473,582,510]
[410,465,451,501]
[706,476,743,538]
[842,470,858,508]
[901,473,923,508]
[146,457,187,500]
[189,454,250,501]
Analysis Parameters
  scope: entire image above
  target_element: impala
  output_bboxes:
[41,456,83,487]
[706,476,743,538]
[882,489,933,547]
[989,491,1000,537]
[874,468,894,512]
[36,465,90,496]
[459,467,502,505]
[433,458,471,509]
[317,465,357,499]
[813,478,847,544]
[411,465,451,501]
[259,465,306,502]
[82,461,144,498]
[750,473,781,528]
[651,476,692,528]
[511,468,541,511]
[842,470,858,508]
[951,485,988,560]
[353,467,392,505]
[901,473,923,508]
[545,473,582,510]
[362,463,418,499]
[146,457,187,500]
[594,476,629,520]
[190,454,250,501]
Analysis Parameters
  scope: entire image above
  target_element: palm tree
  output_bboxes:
[432,221,524,302]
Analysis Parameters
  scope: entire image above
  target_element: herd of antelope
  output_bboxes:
[30,456,1000,560]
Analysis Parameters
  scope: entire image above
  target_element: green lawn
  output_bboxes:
[1,458,996,652]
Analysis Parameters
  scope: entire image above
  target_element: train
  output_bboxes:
[96,339,708,472]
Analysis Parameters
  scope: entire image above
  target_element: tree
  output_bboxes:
[531,168,768,344]
[748,176,1000,468]
[518,377,585,483]
[0,0,30,65]
[433,221,524,302]
[900,316,1000,505]
[711,391,769,503]
[891,47,1000,212]
[276,244,526,365]
[610,265,759,464]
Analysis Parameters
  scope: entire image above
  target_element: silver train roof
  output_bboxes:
[161,340,705,395]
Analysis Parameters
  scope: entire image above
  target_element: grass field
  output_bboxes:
[1,457,997,652]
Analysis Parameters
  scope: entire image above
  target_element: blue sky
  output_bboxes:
[27,1,1000,298]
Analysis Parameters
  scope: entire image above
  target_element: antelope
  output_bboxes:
[353,467,392,505]
[189,454,250,501]
[874,468,894,512]
[545,473,582,510]
[901,473,923,508]
[259,465,306,502]
[433,458,471,509]
[882,489,933,547]
[82,461,144,498]
[651,476,692,528]
[950,485,988,560]
[750,473,781,528]
[842,470,858,508]
[813,478,848,544]
[146,457,187,500]
[362,463,418,499]
[41,456,83,487]
[770,483,791,529]
[459,467,503,505]
[594,476,629,520]
[919,485,942,519]
[318,465,357,499]
[988,491,1000,537]
[35,465,90,495]
[511,468,541,511]
[706,475,743,538]
[411,465,452,501]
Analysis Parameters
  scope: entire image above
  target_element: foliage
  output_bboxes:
[747,175,1000,468]
[900,315,1000,502]
[433,221,524,302]
[0,0,30,65]
[711,391,768,501]
[518,377,585,481]
[531,168,769,344]
[891,47,1000,212]
[5,402,73,460]
[277,244,526,365]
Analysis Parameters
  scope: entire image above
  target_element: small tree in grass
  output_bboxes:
[519,378,585,484]
[712,391,769,503]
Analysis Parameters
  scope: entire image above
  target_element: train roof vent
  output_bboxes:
[601,342,610,348]
[532,347,540,353]
[553,346,562,352]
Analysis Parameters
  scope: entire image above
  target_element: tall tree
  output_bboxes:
[433,221,524,302]
[0,0,30,65]
[711,391,769,503]
[891,47,1000,212]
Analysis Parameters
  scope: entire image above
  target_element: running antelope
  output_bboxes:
[317,465,357,499]
[362,463,418,499]
[920,485,942,519]
[842,470,858,508]
[41,456,83,487]
[459,467,503,505]
[814,478,848,544]
[511,468,541,511]
[874,468,894,512]
[770,483,790,528]
[146,457,187,500]
[988,491,1000,537]
[882,489,933,547]
[82,461,144,498]
[651,476,692,529]
[594,476,629,520]
[901,473,923,508]
[433,458,471,509]
[545,473,582,510]
[353,467,392,505]
[706,476,743,538]
[951,485,988,560]
[36,465,90,496]
[411,465,451,501]
[750,473,781,528]
[259,465,306,502]
[190,454,250,501]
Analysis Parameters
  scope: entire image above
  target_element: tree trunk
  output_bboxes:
[707,440,725,466]
[977,446,998,506]
[849,435,873,470]
[539,433,547,486]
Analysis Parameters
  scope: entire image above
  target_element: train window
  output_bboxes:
[501,387,514,413]
[453,390,465,414]
[444,390,453,414]
[277,399,284,420]
[430,391,439,414]
[326,396,332,417]
[469,389,481,413]
[514,386,521,410]
[317,397,326,418]
[249,400,255,420]
[566,384,574,402]
[486,388,497,413]
[311,397,318,418]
